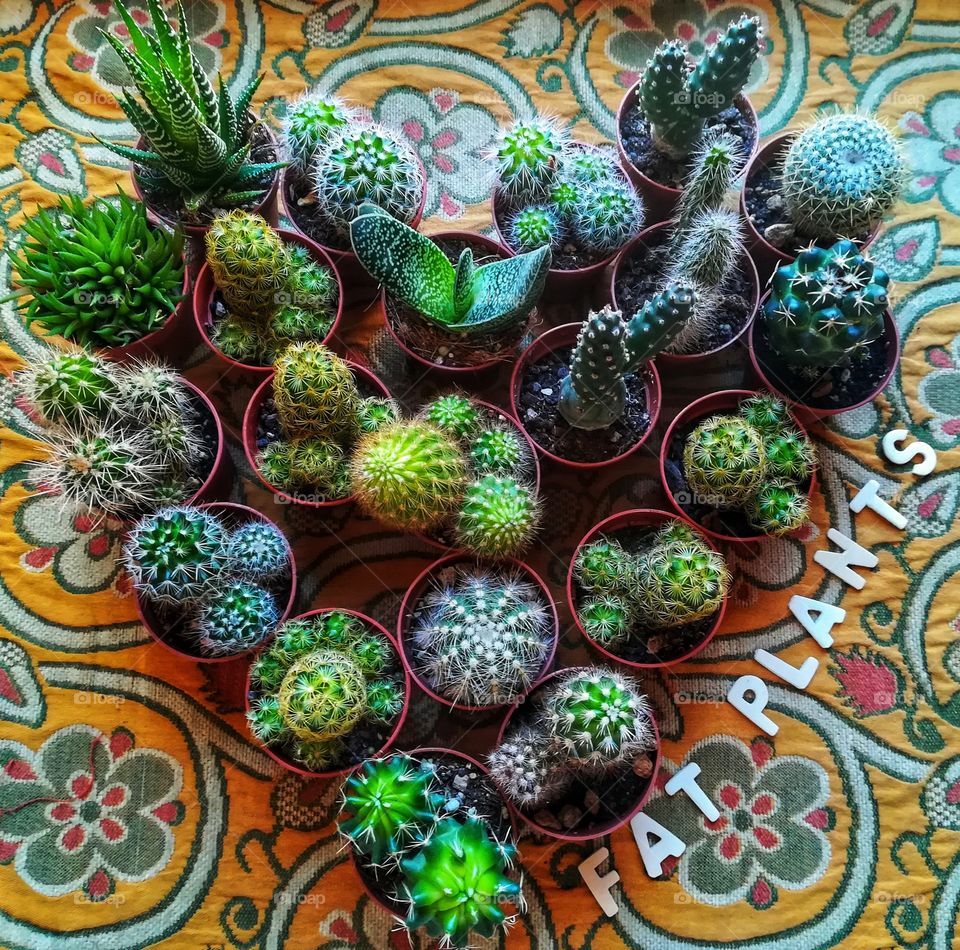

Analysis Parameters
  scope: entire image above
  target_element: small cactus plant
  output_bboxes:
[571,181,645,257]
[494,116,568,199]
[283,90,353,168]
[674,208,744,292]
[508,204,567,252]
[18,349,118,428]
[745,479,811,536]
[356,397,401,434]
[670,132,744,238]
[574,538,635,594]
[486,724,571,808]
[226,521,290,579]
[115,361,191,423]
[684,414,767,507]
[455,475,541,558]
[577,594,635,647]
[424,393,481,438]
[469,425,525,476]
[191,580,279,656]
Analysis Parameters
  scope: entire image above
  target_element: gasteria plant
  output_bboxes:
[5,193,184,349]
[96,0,283,215]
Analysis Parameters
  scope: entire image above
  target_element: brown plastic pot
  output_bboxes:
[193,229,343,380]
[567,508,727,669]
[508,321,661,470]
[495,667,662,841]
[609,220,760,366]
[616,88,759,222]
[397,554,559,714]
[136,502,296,662]
[244,608,410,780]
[740,132,882,282]
[241,361,390,509]
[748,299,900,421]
[659,388,818,544]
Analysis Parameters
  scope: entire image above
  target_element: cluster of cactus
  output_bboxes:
[488,667,655,810]
[247,611,403,771]
[558,293,696,431]
[635,15,762,158]
[761,240,891,368]
[409,567,553,706]
[124,507,290,657]
[494,118,645,260]
[96,0,283,214]
[780,113,907,242]
[350,396,541,556]
[205,211,339,365]
[5,192,184,349]
[574,522,729,649]
[21,350,207,518]
[682,394,815,536]
[338,753,522,948]
[351,204,550,338]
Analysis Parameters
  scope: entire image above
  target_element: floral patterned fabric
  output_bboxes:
[0,2,958,948]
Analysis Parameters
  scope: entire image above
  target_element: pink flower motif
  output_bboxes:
[831,647,903,717]
[928,347,954,369]
[432,90,456,114]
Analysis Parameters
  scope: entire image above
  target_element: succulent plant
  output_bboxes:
[764,428,815,482]
[400,817,521,948]
[577,594,635,647]
[210,314,261,362]
[270,304,333,345]
[781,113,907,241]
[283,90,353,168]
[573,538,635,595]
[487,724,570,809]
[745,479,811,536]
[674,208,744,292]
[96,0,283,213]
[286,251,339,311]
[494,116,568,200]
[740,394,790,436]
[256,441,294,490]
[289,438,345,489]
[683,414,767,507]
[623,283,698,369]
[226,521,290,579]
[18,349,118,429]
[115,361,192,423]
[762,240,891,367]
[411,568,552,707]
[339,755,442,864]
[637,16,762,157]
[143,413,205,472]
[190,580,279,657]
[350,204,550,336]
[350,422,467,532]
[6,193,184,349]
[277,651,368,741]
[356,397,401,434]
[508,204,567,252]
[570,181,645,256]
[670,132,744,238]
[564,149,619,184]
[423,394,481,438]
[469,426,525,476]
[455,475,540,558]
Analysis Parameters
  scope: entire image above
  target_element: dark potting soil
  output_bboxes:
[516,344,651,463]
[185,387,218,497]
[386,237,534,368]
[354,751,514,914]
[574,525,718,664]
[285,165,350,252]
[619,99,757,190]
[613,240,753,355]
[753,318,891,410]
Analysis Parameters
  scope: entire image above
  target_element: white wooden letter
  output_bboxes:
[789,595,845,648]
[727,675,779,735]
[849,479,907,530]
[630,812,686,878]
[813,529,879,590]
[881,429,937,476]
[578,848,620,917]
[755,649,819,689]
[664,763,720,821]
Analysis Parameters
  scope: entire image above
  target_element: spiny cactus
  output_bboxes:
[764,428,815,482]
[623,283,698,368]
[671,132,744,238]
[270,304,334,345]
[564,149,619,184]
[356,397,401,434]
[339,755,442,865]
[286,251,338,310]
[487,724,571,809]
[745,479,811,536]
[424,394,480,438]
[289,438,345,489]
[190,580,279,656]
[573,538,635,594]
[683,414,767,507]
[123,506,227,604]
[578,594,635,648]
[211,314,261,363]
[508,204,567,252]
[469,426,525,476]
[763,240,891,366]
[19,349,118,428]
[283,90,353,168]
[674,209,744,291]
[257,441,294,490]
[144,413,205,472]
[410,568,552,706]
[455,475,540,558]
[740,394,790,436]
[278,651,369,741]
[495,116,568,200]
[226,521,290,579]
[401,817,521,949]
[637,16,762,158]
[571,181,645,256]
[782,113,907,240]
[115,361,191,423]
[350,422,467,532]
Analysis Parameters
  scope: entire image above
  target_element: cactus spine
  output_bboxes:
[455,475,540,558]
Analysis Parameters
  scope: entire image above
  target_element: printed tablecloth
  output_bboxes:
[1,2,959,948]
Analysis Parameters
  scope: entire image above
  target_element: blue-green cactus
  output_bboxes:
[571,181,644,256]
[191,580,279,657]
[623,284,698,368]
[226,521,290,579]
[494,116,568,199]
[508,204,566,252]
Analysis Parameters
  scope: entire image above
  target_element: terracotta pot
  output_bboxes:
[193,229,343,380]
[136,502,296,662]
[495,667,662,841]
[244,608,410,779]
[397,554,559,713]
[242,361,390,509]
[616,88,759,222]
[659,388,818,544]
[609,220,760,366]
[748,299,900,420]
[181,379,232,505]
[509,321,661,470]
[567,508,727,669]
[739,132,882,282]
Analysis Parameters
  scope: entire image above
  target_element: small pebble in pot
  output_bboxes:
[534,809,562,832]
[560,804,583,830]
[585,790,601,815]
[633,754,654,778]
[444,797,461,813]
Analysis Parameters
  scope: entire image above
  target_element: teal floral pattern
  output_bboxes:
[900,93,960,215]
[919,334,960,446]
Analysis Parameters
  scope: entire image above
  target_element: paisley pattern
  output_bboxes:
[0,2,957,948]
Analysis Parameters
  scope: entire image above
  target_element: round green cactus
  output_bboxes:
[289,437,345,491]
[469,426,525,476]
[746,479,811,536]
[455,475,540,558]
[286,255,338,313]
[764,428,815,482]
[226,521,290,579]
[578,594,635,647]
[277,651,369,741]
[740,394,791,436]
[573,539,635,594]
[257,441,295,491]
[191,581,279,657]
[20,349,118,428]
[283,91,353,167]
[210,313,265,363]
[563,149,618,184]
[270,304,334,345]
[571,182,644,256]
[356,397,401,434]
[247,695,285,744]
[423,394,480,439]
[508,204,566,252]
[115,360,191,424]
[550,178,581,215]
[495,116,568,200]
[144,414,205,473]
[683,415,767,507]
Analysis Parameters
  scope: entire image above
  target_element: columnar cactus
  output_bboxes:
[191,581,279,656]
[762,240,891,366]
[226,521,290,579]
[623,284,698,368]
[671,132,744,238]
[674,209,744,291]
[637,16,762,157]
[487,725,571,808]
[781,113,907,240]
[455,475,540,558]
[495,116,568,199]
[683,415,767,507]
[19,349,118,428]
[283,90,353,168]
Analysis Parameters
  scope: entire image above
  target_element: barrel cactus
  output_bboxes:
[508,204,567,252]
[423,393,481,438]
[571,181,645,256]
[487,724,571,809]
[495,116,568,200]
[469,425,525,476]
[226,521,290,579]
[577,594,635,648]
[455,475,540,558]
[19,349,118,429]
[745,479,811,536]
[190,581,279,656]
[683,415,767,507]
[283,90,353,168]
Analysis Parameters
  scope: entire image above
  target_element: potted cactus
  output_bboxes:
[338,749,522,948]
[242,342,395,508]
[350,394,542,557]
[20,349,226,520]
[489,117,645,294]
[3,193,190,361]
[489,666,660,840]
[398,555,558,713]
[349,204,551,373]
[97,0,283,233]
[741,113,907,276]
[661,390,817,542]
[749,241,899,416]
[124,502,295,660]
[510,297,688,467]
[245,608,409,777]
[616,15,763,218]
[611,132,760,363]
[193,210,342,374]
[280,90,426,293]
[568,510,729,668]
